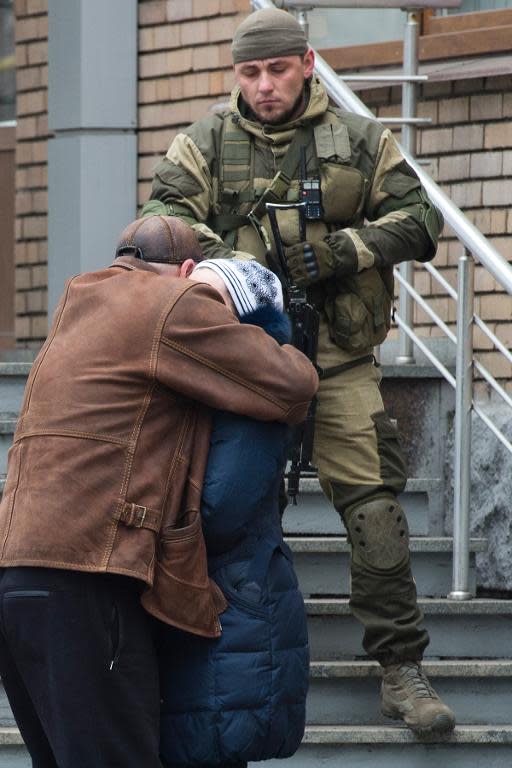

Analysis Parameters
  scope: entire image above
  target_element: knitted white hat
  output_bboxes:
[193,259,284,316]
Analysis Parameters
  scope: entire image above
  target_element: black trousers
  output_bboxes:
[0,567,162,768]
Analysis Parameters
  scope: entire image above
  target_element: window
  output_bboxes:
[0,0,15,123]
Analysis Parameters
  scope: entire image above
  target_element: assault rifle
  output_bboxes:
[265,201,320,504]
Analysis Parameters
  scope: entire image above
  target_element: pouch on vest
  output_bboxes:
[314,122,366,226]
[324,267,393,353]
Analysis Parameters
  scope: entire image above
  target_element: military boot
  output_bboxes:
[381,661,455,733]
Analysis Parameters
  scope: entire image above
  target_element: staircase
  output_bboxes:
[1,362,512,766]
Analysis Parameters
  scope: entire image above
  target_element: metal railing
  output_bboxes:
[253,0,512,599]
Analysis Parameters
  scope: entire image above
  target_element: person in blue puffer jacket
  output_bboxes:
[156,259,310,768]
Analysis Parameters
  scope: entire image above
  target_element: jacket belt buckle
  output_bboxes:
[128,503,147,528]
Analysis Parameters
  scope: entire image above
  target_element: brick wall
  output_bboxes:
[364,76,512,382]
[14,0,48,347]
[137,0,250,209]
[13,0,512,385]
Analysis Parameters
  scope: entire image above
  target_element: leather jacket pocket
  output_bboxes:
[141,513,226,638]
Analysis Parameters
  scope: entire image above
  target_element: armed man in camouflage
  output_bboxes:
[142,8,455,734]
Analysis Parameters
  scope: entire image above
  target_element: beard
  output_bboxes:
[251,86,307,126]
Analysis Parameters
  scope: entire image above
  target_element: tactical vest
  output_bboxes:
[210,108,394,355]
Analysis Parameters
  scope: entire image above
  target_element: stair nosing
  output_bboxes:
[309,659,512,678]
[302,724,512,745]
[306,597,512,615]
[0,726,24,745]
[285,536,487,553]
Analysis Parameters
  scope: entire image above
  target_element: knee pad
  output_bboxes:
[346,495,409,569]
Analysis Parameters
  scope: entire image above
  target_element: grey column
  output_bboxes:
[47,0,138,314]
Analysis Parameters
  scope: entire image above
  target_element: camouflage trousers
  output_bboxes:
[312,320,429,666]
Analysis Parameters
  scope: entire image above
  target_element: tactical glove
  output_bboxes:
[284,237,358,287]
[283,240,333,287]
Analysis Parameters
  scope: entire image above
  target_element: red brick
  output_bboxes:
[157,77,180,102]
[17,89,47,116]
[192,0,220,17]
[16,116,38,140]
[437,154,470,183]
[31,264,48,288]
[181,20,208,47]
[26,0,47,13]
[16,190,32,215]
[504,150,512,175]
[482,179,512,207]
[32,189,47,212]
[22,215,47,239]
[218,43,233,68]
[478,350,512,380]
[192,44,220,71]
[138,79,158,104]
[209,70,226,96]
[167,0,193,21]
[16,65,44,91]
[470,93,503,122]
[137,181,153,209]
[223,69,235,93]
[139,1,167,26]
[15,293,27,314]
[420,128,453,156]
[490,209,508,235]
[139,101,190,129]
[153,23,181,50]
[15,267,31,291]
[470,151,502,179]
[220,0,250,11]
[504,93,512,119]
[207,15,239,42]
[26,289,47,313]
[30,314,48,339]
[26,40,47,65]
[452,124,484,152]
[450,180,482,209]
[138,128,176,154]
[15,315,31,339]
[15,242,28,266]
[417,99,438,123]
[15,17,40,43]
[484,121,512,149]
[36,114,48,136]
[189,97,216,122]
[16,44,28,67]
[438,96,469,125]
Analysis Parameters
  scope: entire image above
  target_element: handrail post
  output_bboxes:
[448,248,474,600]
[395,8,419,364]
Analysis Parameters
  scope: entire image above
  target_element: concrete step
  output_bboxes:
[306,598,512,660]
[256,725,512,767]
[287,536,485,598]
[4,723,512,768]
[307,659,512,725]
[0,419,17,476]
[0,364,30,415]
[282,476,444,537]
[0,728,28,768]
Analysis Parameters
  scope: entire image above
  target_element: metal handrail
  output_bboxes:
[253,0,512,296]
[252,0,512,599]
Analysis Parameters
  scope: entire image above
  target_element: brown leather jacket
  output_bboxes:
[0,257,318,637]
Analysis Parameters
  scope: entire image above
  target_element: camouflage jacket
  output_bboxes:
[142,77,442,355]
